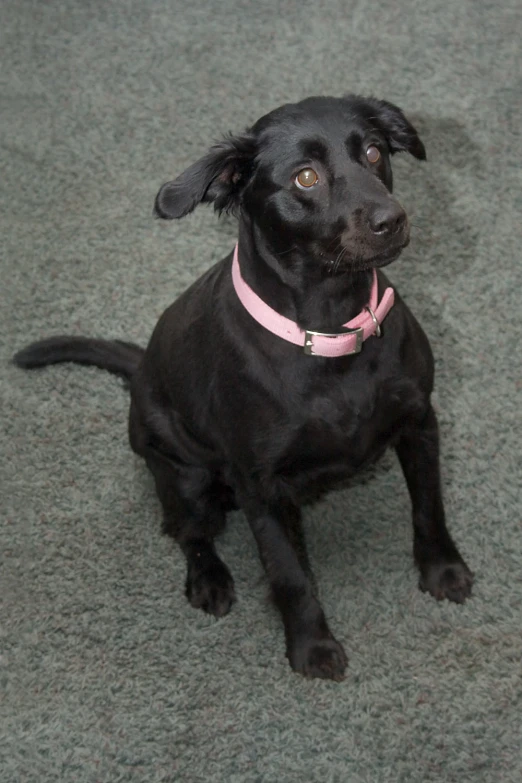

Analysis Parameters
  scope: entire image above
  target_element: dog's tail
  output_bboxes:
[13,336,144,382]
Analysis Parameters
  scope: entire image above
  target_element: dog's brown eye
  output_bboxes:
[366,145,381,164]
[295,168,318,188]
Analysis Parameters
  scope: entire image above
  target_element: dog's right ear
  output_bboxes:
[154,133,257,219]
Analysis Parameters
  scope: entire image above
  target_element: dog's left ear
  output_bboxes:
[154,133,257,219]
[367,98,426,161]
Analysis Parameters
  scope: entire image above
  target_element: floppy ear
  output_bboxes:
[367,98,426,160]
[154,133,257,219]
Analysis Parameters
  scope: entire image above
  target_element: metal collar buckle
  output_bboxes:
[365,305,382,337]
[304,326,364,356]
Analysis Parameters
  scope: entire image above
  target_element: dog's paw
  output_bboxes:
[186,560,236,618]
[288,636,348,681]
[419,560,474,604]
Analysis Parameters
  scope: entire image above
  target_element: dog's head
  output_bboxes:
[155,95,425,272]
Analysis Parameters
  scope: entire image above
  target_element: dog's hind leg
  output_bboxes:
[149,453,237,618]
[129,402,235,618]
[143,449,236,617]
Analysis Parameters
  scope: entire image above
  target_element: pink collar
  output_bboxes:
[232,244,395,357]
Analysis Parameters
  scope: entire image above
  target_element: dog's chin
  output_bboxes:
[335,238,409,273]
[362,246,404,269]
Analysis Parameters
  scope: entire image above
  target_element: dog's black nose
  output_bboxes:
[369,203,406,236]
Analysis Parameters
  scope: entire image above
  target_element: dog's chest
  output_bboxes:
[266,368,425,498]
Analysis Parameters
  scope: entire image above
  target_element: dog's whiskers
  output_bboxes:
[331,246,348,275]
[275,245,298,257]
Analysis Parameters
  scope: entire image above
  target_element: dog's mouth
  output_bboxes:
[333,235,410,273]
[364,244,405,268]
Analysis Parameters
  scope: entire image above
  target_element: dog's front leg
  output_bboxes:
[396,405,474,603]
[245,498,347,680]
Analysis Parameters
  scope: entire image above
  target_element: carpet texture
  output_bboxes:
[1,1,521,781]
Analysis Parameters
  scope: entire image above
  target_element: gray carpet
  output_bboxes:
[2,0,521,780]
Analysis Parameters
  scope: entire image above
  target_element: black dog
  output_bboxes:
[14,95,473,680]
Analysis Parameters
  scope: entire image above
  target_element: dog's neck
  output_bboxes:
[236,219,374,333]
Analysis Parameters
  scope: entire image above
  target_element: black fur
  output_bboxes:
[14,336,143,379]
[13,95,472,680]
